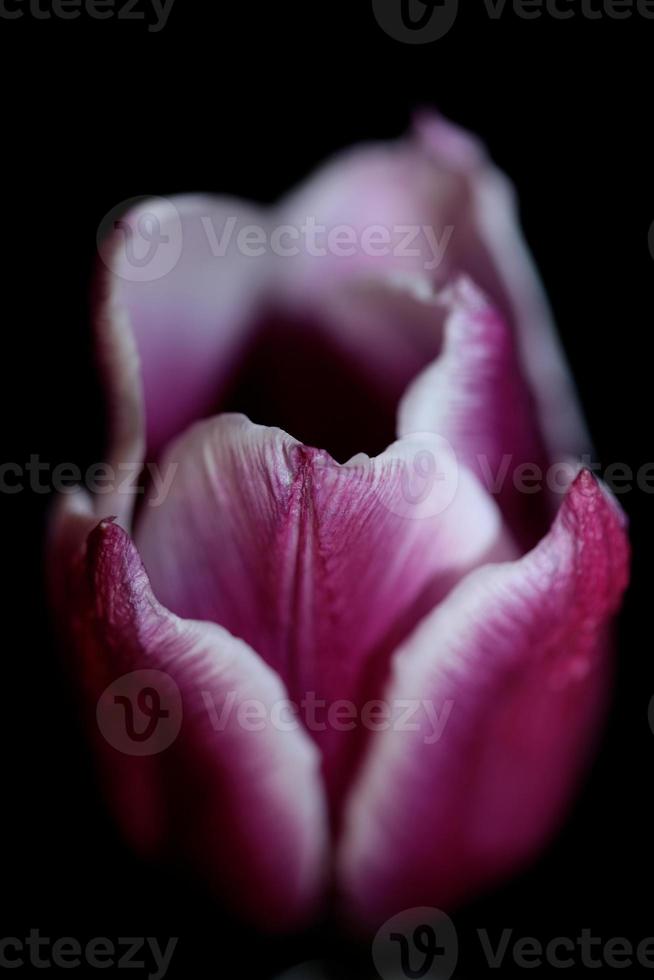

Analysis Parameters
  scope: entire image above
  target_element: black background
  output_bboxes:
[2,1,653,976]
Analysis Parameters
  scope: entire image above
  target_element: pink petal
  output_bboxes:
[96,195,270,467]
[337,471,629,930]
[55,501,329,930]
[398,276,551,548]
[274,112,587,463]
[415,112,587,462]
[134,414,516,805]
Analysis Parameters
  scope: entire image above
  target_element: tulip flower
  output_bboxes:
[49,113,629,933]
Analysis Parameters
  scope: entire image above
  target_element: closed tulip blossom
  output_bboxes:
[50,113,629,933]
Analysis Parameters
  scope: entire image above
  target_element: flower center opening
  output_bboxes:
[216,307,422,462]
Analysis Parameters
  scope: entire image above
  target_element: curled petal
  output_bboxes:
[275,112,588,463]
[96,195,271,483]
[57,505,329,930]
[415,112,587,461]
[398,276,551,548]
[337,471,629,930]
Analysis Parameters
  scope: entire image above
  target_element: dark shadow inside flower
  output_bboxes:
[217,310,405,462]
[212,281,447,463]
